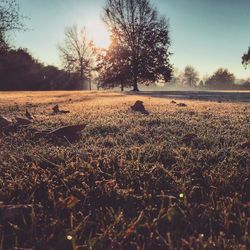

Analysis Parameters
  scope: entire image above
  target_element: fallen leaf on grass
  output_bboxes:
[52,104,60,113]
[25,109,34,120]
[33,129,52,139]
[47,124,86,140]
[52,104,70,114]
[131,100,149,115]
[48,124,86,138]
[177,103,187,107]
[0,116,12,128]
[15,117,32,126]
[32,124,86,142]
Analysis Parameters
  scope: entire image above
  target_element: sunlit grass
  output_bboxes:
[0,91,249,249]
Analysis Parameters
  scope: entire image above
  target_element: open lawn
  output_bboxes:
[0,91,249,249]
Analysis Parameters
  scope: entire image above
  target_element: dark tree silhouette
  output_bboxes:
[0,48,43,90]
[0,0,24,52]
[0,48,81,90]
[103,0,172,91]
[181,66,199,87]
[97,35,132,91]
[58,25,94,90]
[242,46,250,67]
[205,68,235,89]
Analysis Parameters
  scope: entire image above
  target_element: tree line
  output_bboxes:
[0,0,250,91]
[169,66,250,90]
[0,1,84,90]
[0,48,84,90]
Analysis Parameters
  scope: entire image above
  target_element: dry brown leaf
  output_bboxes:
[177,103,187,107]
[0,116,12,128]
[15,117,32,126]
[52,104,60,113]
[48,124,86,138]
[131,100,149,115]
[52,104,70,114]
[25,109,34,120]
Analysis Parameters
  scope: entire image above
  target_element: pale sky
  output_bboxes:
[13,0,250,79]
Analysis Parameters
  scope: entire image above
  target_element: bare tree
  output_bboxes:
[0,0,24,52]
[58,25,93,90]
[103,0,172,91]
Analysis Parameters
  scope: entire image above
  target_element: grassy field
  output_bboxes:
[0,91,249,249]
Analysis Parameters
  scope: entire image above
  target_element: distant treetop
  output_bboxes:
[205,68,235,89]
[242,46,250,68]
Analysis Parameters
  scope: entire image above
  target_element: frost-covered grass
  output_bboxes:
[0,91,249,249]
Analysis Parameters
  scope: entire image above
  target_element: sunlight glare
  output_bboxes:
[87,21,111,49]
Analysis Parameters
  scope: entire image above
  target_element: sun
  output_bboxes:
[87,21,111,49]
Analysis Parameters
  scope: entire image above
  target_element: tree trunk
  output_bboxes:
[89,79,91,91]
[132,58,139,91]
[133,77,139,91]
[80,67,85,90]
[121,81,124,92]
